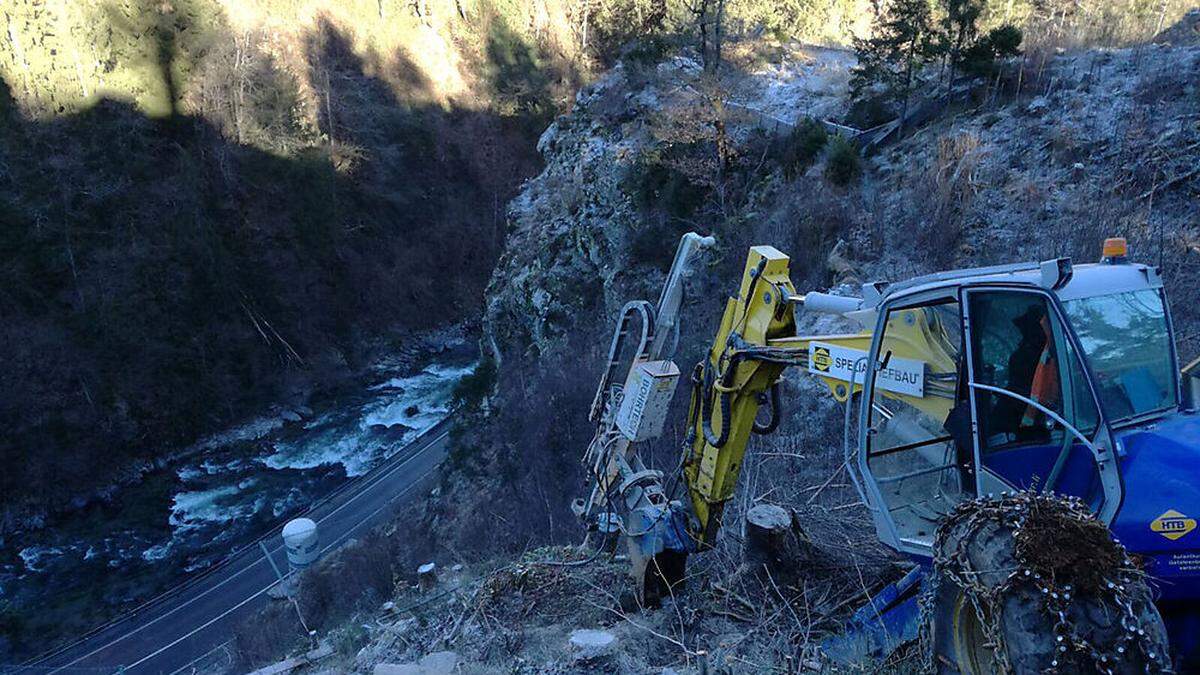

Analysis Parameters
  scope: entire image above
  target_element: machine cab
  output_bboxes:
[854,247,1179,556]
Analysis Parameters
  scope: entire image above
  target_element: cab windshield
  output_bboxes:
[1062,288,1177,422]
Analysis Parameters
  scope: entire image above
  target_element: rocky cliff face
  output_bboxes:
[482,58,674,366]
[483,45,856,366]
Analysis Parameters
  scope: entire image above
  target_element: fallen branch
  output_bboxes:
[712,580,757,614]
[805,462,847,505]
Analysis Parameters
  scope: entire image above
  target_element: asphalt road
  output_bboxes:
[21,419,453,675]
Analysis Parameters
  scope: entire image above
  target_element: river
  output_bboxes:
[0,342,476,655]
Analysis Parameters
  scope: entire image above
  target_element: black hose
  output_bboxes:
[702,352,746,448]
[738,258,768,331]
[684,363,704,447]
[699,359,725,448]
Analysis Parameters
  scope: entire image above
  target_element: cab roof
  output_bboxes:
[878,260,1163,306]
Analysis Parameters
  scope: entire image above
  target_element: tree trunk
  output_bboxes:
[417,562,438,591]
[712,0,725,73]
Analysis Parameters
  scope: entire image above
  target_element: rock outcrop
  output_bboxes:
[482,46,856,366]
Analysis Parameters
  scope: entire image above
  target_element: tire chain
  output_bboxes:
[918,491,1171,674]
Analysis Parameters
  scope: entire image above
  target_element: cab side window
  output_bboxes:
[968,292,1098,453]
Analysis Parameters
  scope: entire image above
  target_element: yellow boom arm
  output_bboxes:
[681,246,959,548]
[681,246,864,545]
[573,239,963,599]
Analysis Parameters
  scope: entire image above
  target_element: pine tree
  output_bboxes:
[850,0,945,119]
[852,0,1023,118]
[958,24,1023,76]
[940,0,985,72]
[940,0,1022,78]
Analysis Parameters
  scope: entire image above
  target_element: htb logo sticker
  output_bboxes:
[1151,509,1197,541]
[811,346,831,372]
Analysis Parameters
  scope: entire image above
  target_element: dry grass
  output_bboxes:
[909,130,987,266]
[1015,0,1195,52]
[232,599,311,672]
[931,131,983,209]
[298,533,396,628]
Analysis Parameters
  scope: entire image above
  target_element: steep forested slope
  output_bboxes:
[0,0,577,530]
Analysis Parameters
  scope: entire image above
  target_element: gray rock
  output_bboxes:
[568,628,618,661]
[537,120,562,156]
[656,55,702,80]
[374,665,422,675]
[419,651,460,673]
[373,651,459,675]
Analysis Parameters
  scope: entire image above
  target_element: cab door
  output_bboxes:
[963,288,1121,521]
[858,293,970,552]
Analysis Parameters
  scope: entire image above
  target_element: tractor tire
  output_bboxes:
[926,493,1170,674]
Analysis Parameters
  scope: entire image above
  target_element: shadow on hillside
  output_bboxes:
[0,6,565,659]
[1154,7,1200,45]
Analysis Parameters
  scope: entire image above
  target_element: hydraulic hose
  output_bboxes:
[700,258,769,448]
[702,352,747,448]
[700,359,728,448]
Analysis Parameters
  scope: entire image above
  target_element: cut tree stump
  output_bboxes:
[743,504,818,586]
[417,562,438,591]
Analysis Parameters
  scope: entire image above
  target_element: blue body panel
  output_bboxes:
[823,566,925,663]
[1111,411,1200,602]
[1109,410,1200,664]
